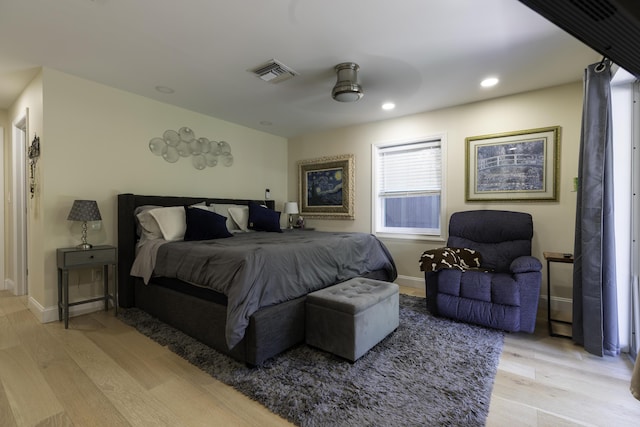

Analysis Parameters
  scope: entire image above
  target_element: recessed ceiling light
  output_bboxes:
[382,102,396,111]
[155,85,175,94]
[480,77,499,88]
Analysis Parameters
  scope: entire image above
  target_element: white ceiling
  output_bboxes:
[0,0,599,138]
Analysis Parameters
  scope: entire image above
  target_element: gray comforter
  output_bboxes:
[152,231,397,349]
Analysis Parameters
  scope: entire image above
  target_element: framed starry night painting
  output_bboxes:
[298,154,355,219]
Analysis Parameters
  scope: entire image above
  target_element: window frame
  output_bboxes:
[371,134,446,241]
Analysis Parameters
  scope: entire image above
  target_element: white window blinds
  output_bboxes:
[377,140,441,196]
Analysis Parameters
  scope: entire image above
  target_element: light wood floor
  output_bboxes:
[1,287,639,426]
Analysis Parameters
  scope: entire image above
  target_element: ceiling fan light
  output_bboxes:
[332,83,364,102]
[332,62,364,102]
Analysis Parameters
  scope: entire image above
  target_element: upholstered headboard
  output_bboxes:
[117,193,275,307]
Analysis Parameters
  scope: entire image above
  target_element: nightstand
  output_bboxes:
[57,245,118,329]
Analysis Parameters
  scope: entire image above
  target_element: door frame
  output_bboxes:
[10,110,28,296]
[0,126,4,290]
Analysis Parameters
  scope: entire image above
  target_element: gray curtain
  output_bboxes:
[573,60,620,357]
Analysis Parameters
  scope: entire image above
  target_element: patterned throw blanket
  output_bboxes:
[419,247,483,272]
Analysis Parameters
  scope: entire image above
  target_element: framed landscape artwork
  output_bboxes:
[465,126,560,201]
[298,154,355,219]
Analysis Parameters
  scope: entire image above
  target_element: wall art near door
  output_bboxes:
[465,126,560,201]
[28,134,40,198]
[299,154,355,219]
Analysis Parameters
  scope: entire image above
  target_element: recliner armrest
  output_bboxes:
[510,256,542,273]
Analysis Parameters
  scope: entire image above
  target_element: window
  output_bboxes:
[373,136,444,237]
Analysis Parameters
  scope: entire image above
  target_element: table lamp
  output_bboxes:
[67,200,102,249]
[283,202,299,229]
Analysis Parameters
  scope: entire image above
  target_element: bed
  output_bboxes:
[117,193,397,366]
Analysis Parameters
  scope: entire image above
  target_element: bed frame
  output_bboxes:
[117,193,392,366]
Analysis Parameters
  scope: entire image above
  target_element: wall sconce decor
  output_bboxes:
[28,134,40,198]
[67,200,102,249]
[149,127,233,170]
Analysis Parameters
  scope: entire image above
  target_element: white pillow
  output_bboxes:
[211,203,243,231]
[134,205,163,241]
[228,206,250,231]
[148,206,186,241]
[136,209,163,241]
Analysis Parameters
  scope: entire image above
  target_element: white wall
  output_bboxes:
[7,72,43,302]
[289,82,583,305]
[0,109,7,292]
[8,68,288,320]
[0,123,3,290]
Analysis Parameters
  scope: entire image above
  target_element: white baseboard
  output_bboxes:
[395,275,423,289]
[27,296,47,322]
[29,297,108,324]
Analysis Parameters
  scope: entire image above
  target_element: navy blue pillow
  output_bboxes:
[248,202,282,232]
[183,206,233,241]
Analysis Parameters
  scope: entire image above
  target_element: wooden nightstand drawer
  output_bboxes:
[57,246,117,268]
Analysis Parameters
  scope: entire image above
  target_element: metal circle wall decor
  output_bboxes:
[148,127,234,169]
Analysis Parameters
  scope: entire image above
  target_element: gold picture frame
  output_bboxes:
[465,126,560,201]
[298,154,355,219]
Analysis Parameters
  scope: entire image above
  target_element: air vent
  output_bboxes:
[249,59,298,84]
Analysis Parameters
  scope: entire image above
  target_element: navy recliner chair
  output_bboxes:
[423,210,542,333]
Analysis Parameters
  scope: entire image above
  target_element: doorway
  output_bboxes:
[0,126,3,289]
[11,111,28,296]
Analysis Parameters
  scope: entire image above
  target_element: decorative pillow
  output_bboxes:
[248,202,282,233]
[211,203,243,231]
[148,206,187,241]
[183,206,233,241]
[228,206,250,231]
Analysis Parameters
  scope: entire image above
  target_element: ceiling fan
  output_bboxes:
[331,62,364,102]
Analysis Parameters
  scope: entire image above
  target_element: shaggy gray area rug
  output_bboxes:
[118,295,503,426]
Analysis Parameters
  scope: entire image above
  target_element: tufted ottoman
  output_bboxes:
[305,277,399,361]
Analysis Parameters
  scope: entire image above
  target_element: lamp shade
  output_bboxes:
[67,200,102,222]
[283,202,299,215]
